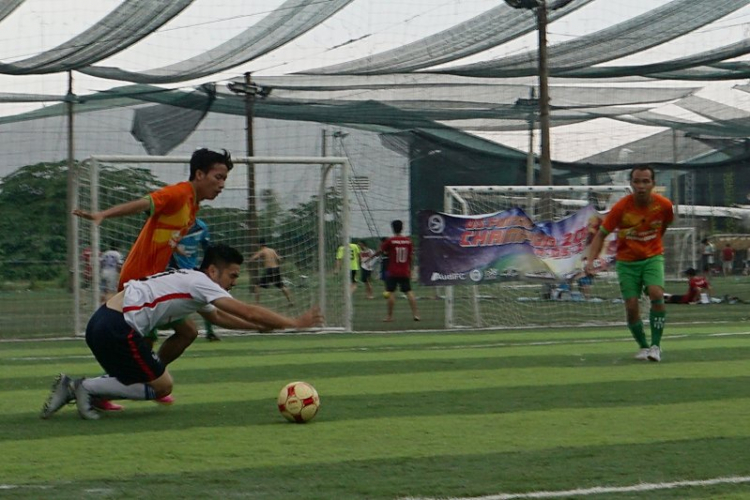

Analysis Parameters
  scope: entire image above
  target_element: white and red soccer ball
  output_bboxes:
[277,381,320,423]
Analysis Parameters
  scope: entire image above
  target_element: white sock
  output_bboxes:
[82,375,156,400]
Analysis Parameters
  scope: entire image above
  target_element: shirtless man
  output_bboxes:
[249,240,293,305]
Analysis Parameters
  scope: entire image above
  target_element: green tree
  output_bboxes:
[0,162,165,281]
[0,161,69,281]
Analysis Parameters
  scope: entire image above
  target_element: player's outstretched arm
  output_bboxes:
[585,231,606,276]
[199,308,268,332]
[212,297,323,330]
[73,197,150,226]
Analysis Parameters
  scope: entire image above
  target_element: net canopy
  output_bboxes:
[429,0,750,78]
[301,0,596,75]
[0,0,748,182]
[78,0,354,83]
[1,81,749,178]
[0,0,23,23]
[0,0,746,82]
[0,0,194,74]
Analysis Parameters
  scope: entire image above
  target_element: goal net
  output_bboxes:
[433,185,640,329]
[74,155,353,334]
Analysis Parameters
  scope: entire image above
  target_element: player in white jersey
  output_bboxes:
[41,244,323,420]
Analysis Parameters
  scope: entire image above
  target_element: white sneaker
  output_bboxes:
[73,379,100,420]
[647,345,661,362]
[634,348,650,361]
[40,373,74,419]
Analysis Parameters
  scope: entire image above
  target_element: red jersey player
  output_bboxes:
[377,219,419,322]
[665,268,711,304]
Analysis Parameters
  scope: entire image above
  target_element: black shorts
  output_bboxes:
[350,270,358,283]
[385,276,411,293]
[259,267,284,289]
[360,269,372,283]
[85,305,165,385]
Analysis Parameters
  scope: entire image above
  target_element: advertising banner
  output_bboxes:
[418,206,615,286]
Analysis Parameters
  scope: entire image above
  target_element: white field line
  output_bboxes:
[401,475,750,500]
[4,332,750,362]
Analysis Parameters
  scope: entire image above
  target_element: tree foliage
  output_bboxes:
[0,162,69,280]
[0,163,345,282]
[0,162,165,281]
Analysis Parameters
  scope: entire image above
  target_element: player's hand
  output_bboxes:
[72,209,104,226]
[294,306,324,328]
[584,260,596,276]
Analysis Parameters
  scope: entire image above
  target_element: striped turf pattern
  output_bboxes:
[2,323,750,499]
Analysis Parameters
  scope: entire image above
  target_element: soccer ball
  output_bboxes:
[277,381,320,423]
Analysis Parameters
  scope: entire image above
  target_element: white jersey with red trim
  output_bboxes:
[122,269,231,335]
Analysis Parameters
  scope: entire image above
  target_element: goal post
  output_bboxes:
[74,155,353,335]
[438,185,634,329]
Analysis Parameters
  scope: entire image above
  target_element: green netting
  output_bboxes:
[433,0,749,78]
[677,95,750,121]
[0,0,194,74]
[0,0,23,23]
[302,0,595,75]
[555,39,750,79]
[131,84,216,155]
[0,81,748,180]
[79,0,354,83]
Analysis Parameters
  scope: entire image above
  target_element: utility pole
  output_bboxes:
[228,73,271,287]
[505,0,552,186]
[536,0,552,186]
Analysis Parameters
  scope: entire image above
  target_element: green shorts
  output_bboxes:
[615,255,665,300]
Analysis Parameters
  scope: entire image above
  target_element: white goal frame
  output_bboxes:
[443,185,632,329]
[73,155,353,335]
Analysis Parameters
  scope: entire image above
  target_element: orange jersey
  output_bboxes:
[118,182,198,289]
[601,193,673,262]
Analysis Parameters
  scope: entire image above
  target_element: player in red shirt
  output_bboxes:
[378,220,419,322]
[665,268,711,304]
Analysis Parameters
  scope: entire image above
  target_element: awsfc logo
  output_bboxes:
[430,272,465,282]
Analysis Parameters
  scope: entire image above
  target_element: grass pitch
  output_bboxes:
[2,322,750,499]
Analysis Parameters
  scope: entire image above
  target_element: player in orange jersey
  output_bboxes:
[586,165,673,362]
[73,148,233,409]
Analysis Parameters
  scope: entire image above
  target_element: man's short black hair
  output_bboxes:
[391,219,403,234]
[629,164,655,181]
[190,148,233,180]
[200,243,243,270]
[684,268,697,276]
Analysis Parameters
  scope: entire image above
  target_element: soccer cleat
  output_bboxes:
[92,398,125,412]
[40,373,74,419]
[154,394,175,405]
[647,345,662,362]
[73,379,100,420]
[634,348,650,361]
[206,332,221,342]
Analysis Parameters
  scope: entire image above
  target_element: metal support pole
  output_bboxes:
[318,130,329,321]
[244,72,259,290]
[66,71,77,294]
[341,160,352,332]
